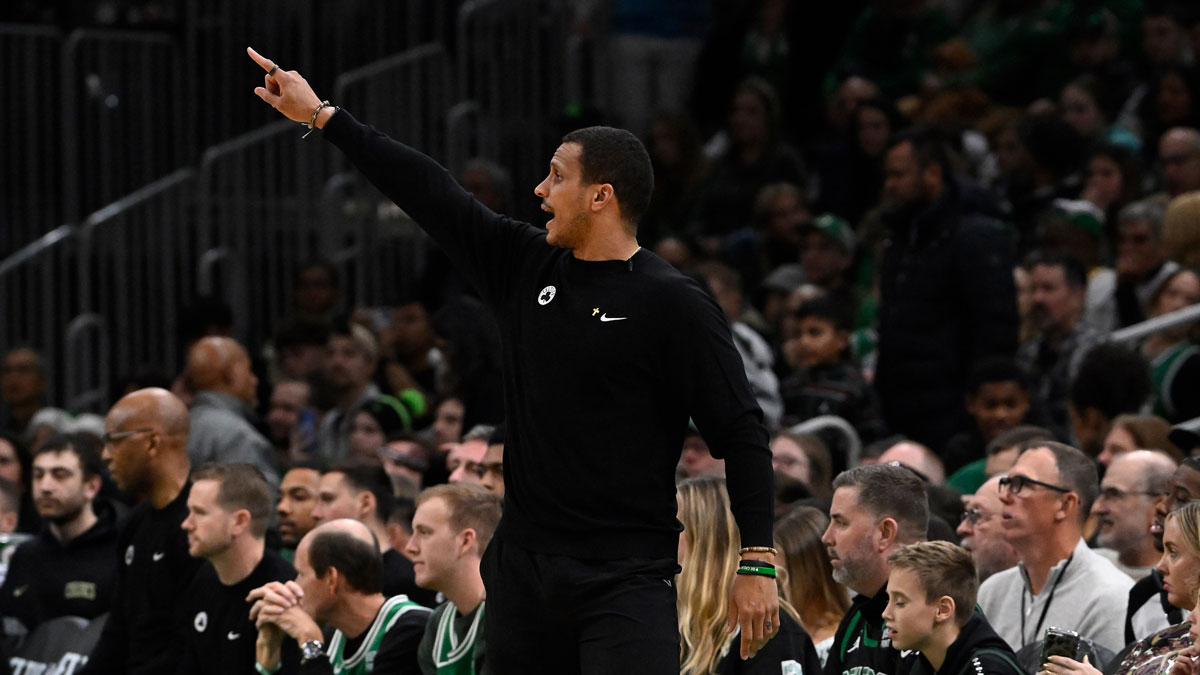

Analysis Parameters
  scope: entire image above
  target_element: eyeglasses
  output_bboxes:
[101,428,155,445]
[960,508,991,526]
[998,474,1072,496]
[1097,486,1165,501]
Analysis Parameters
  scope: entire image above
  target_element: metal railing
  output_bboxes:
[1109,304,1200,344]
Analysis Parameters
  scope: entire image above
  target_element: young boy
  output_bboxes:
[883,541,1023,675]
[778,295,888,469]
[943,357,1033,479]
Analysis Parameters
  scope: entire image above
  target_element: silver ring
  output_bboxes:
[268,64,280,76]
[765,622,772,630]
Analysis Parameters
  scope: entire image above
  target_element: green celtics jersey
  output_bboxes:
[432,600,484,675]
[329,595,429,675]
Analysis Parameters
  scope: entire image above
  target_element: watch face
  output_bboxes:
[301,640,324,661]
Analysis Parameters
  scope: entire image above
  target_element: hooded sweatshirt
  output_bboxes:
[905,614,1023,675]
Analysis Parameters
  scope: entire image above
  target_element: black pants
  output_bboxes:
[480,534,680,674]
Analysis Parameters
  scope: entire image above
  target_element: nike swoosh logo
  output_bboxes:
[227,631,240,640]
[152,552,165,561]
[12,586,26,597]
[599,314,627,322]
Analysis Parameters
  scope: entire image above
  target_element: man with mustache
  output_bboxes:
[1015,251,1104,443]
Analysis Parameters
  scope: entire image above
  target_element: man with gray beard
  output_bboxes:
[821,464,928,675]
[956,475,1019,582]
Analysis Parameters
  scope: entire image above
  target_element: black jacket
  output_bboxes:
[905,614,1023,675]
[874,180,1018,454]
[0,499,120,635]
[826,585,904,675]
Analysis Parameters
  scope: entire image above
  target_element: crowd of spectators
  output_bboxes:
[3,0,1200,672]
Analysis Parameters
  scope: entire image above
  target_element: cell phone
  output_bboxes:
[1040,627,1081,664]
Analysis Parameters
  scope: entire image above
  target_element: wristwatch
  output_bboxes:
[300,639,324,663]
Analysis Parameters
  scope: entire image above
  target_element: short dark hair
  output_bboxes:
[307,530,382,594]
[191,463,274,538]
[1068,343,1151,419]
[794,295,854,333]
[886,127,953,180]
[327,461,394,524]
[560,126,654,226]
[1019,440,1099,521]
[965,357,1029,396]
[1022,249,1088,289]
[832,464,929,543]
[34,433,105,480]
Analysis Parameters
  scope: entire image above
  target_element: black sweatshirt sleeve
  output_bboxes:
[670,281,774,547]
[321,109,543,306]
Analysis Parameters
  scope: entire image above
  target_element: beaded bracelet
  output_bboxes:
[739,545,779,557]
[302,100,333,138]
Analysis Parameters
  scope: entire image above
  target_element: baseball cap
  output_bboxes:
[805,213,856,254]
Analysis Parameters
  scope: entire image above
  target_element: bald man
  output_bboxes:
[1159,127,1200,197]
[186,337,279,492]
[249,519,431,674]
[877,441,946,485]
[82,388,206,675]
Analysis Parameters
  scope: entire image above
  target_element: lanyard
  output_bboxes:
[1019,552,1074,649]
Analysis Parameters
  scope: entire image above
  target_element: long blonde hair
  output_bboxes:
[677,477,799,675]
[774,506,850,636]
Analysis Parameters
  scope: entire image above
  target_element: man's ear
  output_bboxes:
[936,596,956,624]
[359,491,376,522]
[458,528,478,558]
[590,184,615,213]
[877,517,899,551]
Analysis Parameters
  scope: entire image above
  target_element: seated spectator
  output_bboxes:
[0,432,36,535]
[1058,75,1140,152]
[0,477,20,535]
[676,477,821,675]
[248,519,431,674]
[0,348,48,443]
[1080,144,1145,229]
[0,434,117,639]
[271,316,330,382]
[275,462,324,562]
[822,464,928,675]
[377,297,448,410]
[478,425,504,498]
[1128,457,1200,643]
[697,77,806,243]
[883,542,1022,675]
[678,424,724,479]
[878,441,946,486]
[446,425,492,485]
[313,462,435,607]
[779,296,887,449]
[774,506,848,665]
[406,484,501,675]
[1157,126,1200,198]
[1098,414,1183,468]
[977,441,1132,653]
[1046,501,1200,675]
[640,111,709,246]
[317,320,382,461]
[1086,200,1180,332]
[1141,268,1200,424]
[720,182,808,298]
[27,407,72,452]
[943,358,1034,484]
[185,337,278,492]
[380,436,431,495]
[1042,200,1107,274]
[1164,192,1200,267]
[347,395,415,462]
[265,379,315,462]
[769,431,833,501]
[1068,343,1153,458]
[1092,451,1175,579]
[178,463,299,674]
[1017,250,1105,442]
[956,475,1019,582]
[698,262,783,429]
[798,213,855,296]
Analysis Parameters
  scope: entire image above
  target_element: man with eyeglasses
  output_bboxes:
[955,475,1018,582]
[80,388,205,675]
[1092,450,1175,579]
[976,441,1132,654]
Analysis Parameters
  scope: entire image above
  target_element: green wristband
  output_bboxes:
[736,565,777,578]
[255,662,282,675]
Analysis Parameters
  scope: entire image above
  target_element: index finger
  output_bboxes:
[246,46,275,73]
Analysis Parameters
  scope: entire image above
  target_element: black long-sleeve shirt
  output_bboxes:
[323,110,774,558]
[80,482,205,675]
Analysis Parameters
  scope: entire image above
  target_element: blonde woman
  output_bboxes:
[1043,501,1200,675]
[775,506,851,665]
[677,477,822,675]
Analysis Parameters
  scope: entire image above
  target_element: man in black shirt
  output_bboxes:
[178,463,301,674]
[81,388,205,675]
[0,433,117,639]
[249,48,779,671]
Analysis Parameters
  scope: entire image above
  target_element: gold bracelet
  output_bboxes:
[739,546,779,557]
[302,100,332,138]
